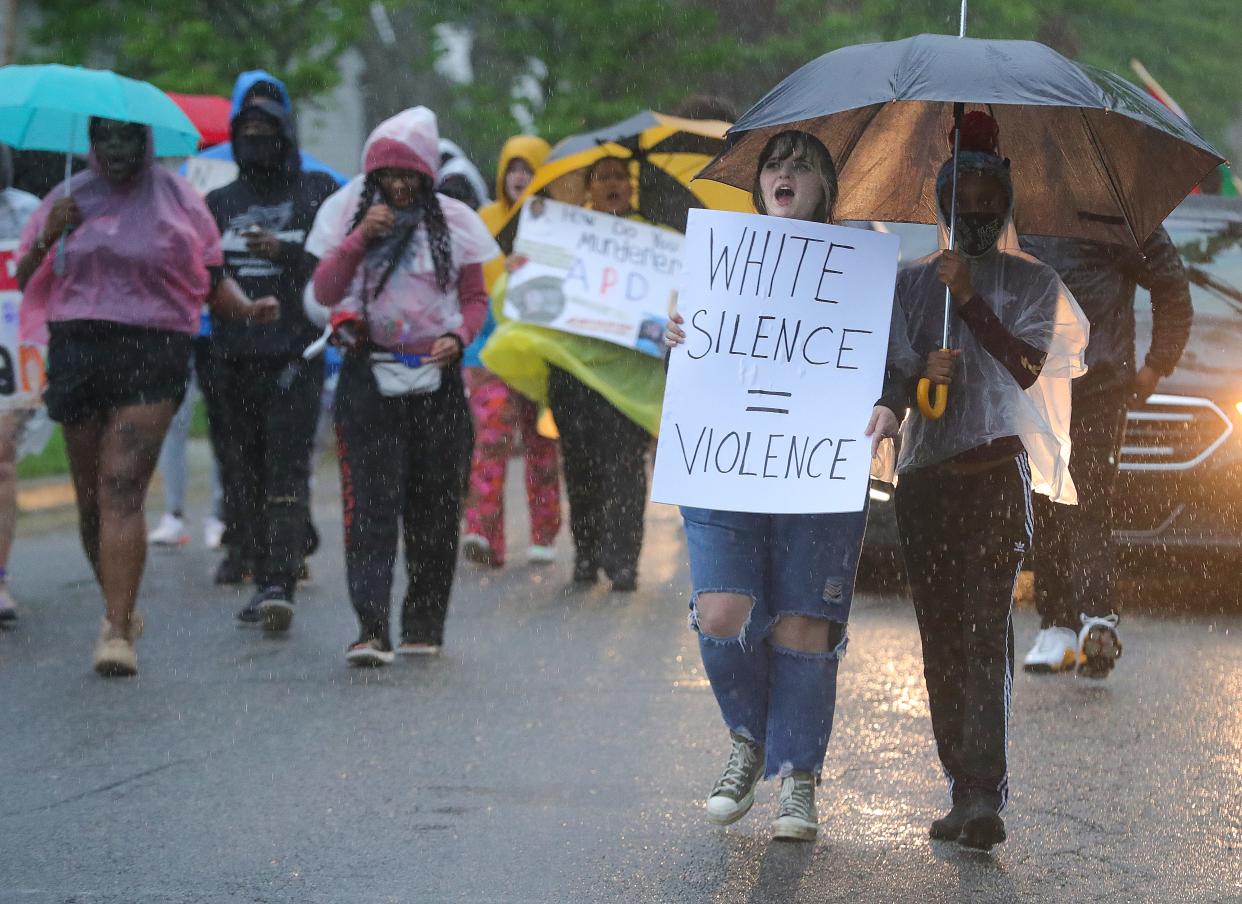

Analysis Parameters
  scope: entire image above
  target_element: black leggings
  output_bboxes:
[546,367,650,581]
[334,356,473,646]
[895,454,1033,810]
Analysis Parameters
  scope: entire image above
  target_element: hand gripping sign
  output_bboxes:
[506,197,683,358]
[652,210,899,514]
[0,240,46,411]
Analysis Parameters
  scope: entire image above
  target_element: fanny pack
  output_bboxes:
[369,352,442,397]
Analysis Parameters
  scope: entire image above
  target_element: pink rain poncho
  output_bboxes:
[306,107,498,353]
[888,152,1089,503]
[17,127,222,344]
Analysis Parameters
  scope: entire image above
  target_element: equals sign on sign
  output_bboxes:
[746,389,792,415]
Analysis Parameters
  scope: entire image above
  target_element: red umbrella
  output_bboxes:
[167,92,232,149]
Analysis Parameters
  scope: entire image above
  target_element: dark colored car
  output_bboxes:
[859,194,1242,580]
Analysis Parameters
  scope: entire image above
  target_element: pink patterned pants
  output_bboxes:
[463,368,561,565]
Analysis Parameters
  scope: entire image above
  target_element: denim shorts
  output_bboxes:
[680,505,869,637]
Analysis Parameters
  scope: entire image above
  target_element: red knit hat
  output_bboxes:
[951,111,1001,156]
[364,136,434,179]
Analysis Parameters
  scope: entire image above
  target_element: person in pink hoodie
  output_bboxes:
[16,118,279,677]
[308,108,498,666]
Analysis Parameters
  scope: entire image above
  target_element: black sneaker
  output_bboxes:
[235,591,263,627]
[572,559,599,585]
[609,569,638,593]
[929,803,971,840]
[256,585,295,633]
[215,547,253,586]
[957,802,1006,850]
[346,636,394,667]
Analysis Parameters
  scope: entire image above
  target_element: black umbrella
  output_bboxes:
[697,33,1225,249]
[699,28,1226,419]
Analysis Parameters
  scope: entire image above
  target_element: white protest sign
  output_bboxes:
[507,197,682,358]
[651,210,899,514]
[183,157,239,196]
[0,241,46,411]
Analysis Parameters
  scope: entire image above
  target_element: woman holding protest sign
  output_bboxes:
[480,153,668,594]
[539,155,657,593]
[665,130,902,842]
[309,107,498,666]
[15,118,280,677]
[459,134,562,570]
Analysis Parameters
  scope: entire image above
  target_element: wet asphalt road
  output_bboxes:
[1,468,1240,903]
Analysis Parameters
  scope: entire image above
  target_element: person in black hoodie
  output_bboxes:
[1017,230,1192,678]
[205,99,339,632]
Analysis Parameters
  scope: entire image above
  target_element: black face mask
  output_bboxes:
[955,212,1006,257]
[234,134,286,177]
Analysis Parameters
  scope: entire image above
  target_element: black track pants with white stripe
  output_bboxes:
[895,453,1032,811]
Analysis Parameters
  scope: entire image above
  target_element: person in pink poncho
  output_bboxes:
[16,117,279,678]
[308,107,498,666]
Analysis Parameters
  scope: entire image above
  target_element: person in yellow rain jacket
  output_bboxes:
[477,136,551,287]
[460,135,562,569]
[482,155,665,593]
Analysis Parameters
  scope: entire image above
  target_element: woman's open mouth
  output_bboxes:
[774,185,795,205]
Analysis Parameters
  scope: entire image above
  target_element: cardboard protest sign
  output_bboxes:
[0,241,46,411]
[651,210,899,514]
[507,197,682,357]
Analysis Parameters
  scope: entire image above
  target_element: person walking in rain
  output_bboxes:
[0,143,43,627]
[884,122,1088,849]
[153,70,345,562]
[1018,226,1191,678]
[308,107,497,666]
[15,117,279,676]
[460,134,562,569]
[665,131,901,842]
[206,97,340,633]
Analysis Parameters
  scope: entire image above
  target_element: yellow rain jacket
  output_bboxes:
[481,269,666,437]
[478,135,551,288]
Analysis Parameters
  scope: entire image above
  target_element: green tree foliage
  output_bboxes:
[25,0,370,99]
[23,0,1241,175]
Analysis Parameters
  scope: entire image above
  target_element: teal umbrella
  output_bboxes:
[0,64,200,157]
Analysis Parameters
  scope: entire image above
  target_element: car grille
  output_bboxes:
[1119,394,1233,471]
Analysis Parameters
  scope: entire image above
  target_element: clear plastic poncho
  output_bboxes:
[888,152,1089,504]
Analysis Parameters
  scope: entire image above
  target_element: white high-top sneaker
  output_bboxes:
[1022,627,1079,673]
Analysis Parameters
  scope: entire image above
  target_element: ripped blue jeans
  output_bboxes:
[682,505,867,780]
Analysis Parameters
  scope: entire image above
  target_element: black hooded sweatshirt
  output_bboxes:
[205,99,339,358]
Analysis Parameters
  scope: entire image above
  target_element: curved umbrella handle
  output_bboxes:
[917,377,948,420]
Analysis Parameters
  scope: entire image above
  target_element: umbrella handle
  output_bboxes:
[917,376,948,420]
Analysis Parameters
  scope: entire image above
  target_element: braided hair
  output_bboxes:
[348,171,456,297]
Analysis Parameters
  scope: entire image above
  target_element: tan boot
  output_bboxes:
[94,614,140,677]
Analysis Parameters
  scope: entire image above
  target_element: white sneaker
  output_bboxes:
[148,513,189,548]
[203,515,225,550]
[526,544,556,565]
[1077,613,1122,679]
[772,771,818,842]
[1022,626,1079,673]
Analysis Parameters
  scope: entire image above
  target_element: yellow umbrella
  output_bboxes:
[493,110,752,253]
